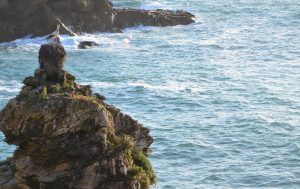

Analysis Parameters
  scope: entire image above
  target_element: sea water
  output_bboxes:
[0,0,300,188]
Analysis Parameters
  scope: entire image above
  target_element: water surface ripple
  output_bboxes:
[0,0,300,188]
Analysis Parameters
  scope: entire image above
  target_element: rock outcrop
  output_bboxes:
[114,9,195,28]
[0,43,155,189]
[0,0,195,43]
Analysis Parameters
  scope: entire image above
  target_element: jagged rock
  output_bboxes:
[0,0,195,42]
[78,41,99,49]
[114,9,195,27]
[0,44,155,189]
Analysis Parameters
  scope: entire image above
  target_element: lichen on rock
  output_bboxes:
[0,44,155,189]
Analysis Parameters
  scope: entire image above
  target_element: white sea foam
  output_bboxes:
[0,32,136,51]
[140,1,167,10]
[11,34,101,49]
[80,81,117,88]
[128,81,204,94]
[200,28,241,46]
[0,80,22,93]
[123,38,131,44]
[12,36,47,47]
[0,95,13,100]
[81,80,204,95]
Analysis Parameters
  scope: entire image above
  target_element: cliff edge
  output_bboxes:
[0,43,155,189]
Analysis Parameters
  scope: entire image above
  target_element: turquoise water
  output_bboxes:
[1,0,300,188]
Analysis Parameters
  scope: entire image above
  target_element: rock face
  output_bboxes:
[0,44,155,189]
[0,0,195,42]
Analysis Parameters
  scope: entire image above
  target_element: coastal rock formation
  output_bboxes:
[0,0,195,43]
[0,44,155,189]
[114,9,195,28]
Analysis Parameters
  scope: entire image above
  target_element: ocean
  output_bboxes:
[0,0,300,188]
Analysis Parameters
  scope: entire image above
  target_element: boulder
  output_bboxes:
[78,41,99,49]
[38,43,66,81]
[0,44,156,189]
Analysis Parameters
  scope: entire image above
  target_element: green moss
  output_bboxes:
[69,80,75,90]
[82,85,92,96]
[42,85,47,98]
[111,135,133,151]
[51,83,61,93]
[132,150,156,185]
[63,73,75,91]
[111,135,134,166]
[65,81,75,90]
[109,135,156,188]
[71,95,98,104]
[98,103,105,110]
[129,165,151,188]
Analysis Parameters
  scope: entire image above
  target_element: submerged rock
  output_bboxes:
[78,41,100,49]
[0,44,155,189]
[0,0,195,42]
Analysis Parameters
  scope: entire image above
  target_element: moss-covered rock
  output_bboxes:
[0,44,154,189]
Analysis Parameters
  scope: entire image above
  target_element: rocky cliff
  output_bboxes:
[0,0,195,42]
[0,43,155,189]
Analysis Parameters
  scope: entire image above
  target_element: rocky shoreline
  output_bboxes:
[0,43,155,189]
[0,0,195,43]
